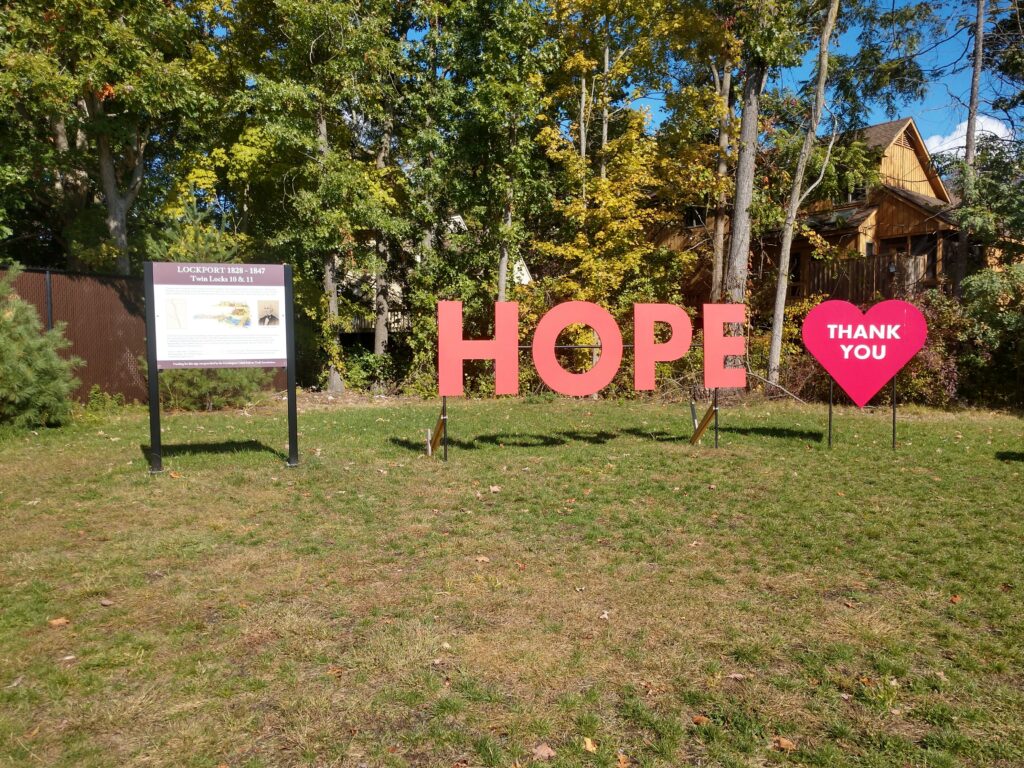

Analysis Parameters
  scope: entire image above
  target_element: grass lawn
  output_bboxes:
[1,395,1023,767]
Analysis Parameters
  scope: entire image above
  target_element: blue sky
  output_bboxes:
[637,0,1012,154]
[774,0,1016,153]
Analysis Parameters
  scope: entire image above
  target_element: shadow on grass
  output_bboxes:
[140,439,288,463]
[996,451,1024,463]
[719,425,824,442]
[621,427,691,443]
[389,429,619,453]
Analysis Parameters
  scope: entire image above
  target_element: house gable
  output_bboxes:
[874,119,950,203]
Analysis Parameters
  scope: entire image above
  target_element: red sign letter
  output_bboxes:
[437,301,520,396]
[703,303,746,389]
[633,304,693,390]
[532,302,623,396]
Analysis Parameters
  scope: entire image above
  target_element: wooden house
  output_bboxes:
[787,117,963,301]
[654,117,975,303]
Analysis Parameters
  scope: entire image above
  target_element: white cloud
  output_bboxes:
[924,116,1014,156]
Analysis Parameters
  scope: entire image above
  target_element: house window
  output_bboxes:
[790,252,802,283]
[865,242,875,259]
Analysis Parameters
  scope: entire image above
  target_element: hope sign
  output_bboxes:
[802,300,928,407]
[437,301,746,397]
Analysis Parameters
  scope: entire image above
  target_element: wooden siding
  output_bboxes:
[878,123,949,202]
[865,195,954,241]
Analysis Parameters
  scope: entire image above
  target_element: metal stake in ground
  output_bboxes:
[891,375,897,450]
[828,378,833,449]
[442,396,448,461]
[713,388,719,448]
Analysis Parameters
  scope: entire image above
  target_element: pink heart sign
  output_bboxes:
[802,300,928,408]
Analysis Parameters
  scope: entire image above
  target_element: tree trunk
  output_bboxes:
[373,267,389,355]
[600,26,610,181]
[317,110,344,393]
[496,196,513,302]
[87,95,145,277]
[373,125,393,357]
[767,0,840,385]
[49,112,91,270]
[580,73,588,201]
[710,64,733,302]
[723,63,768,304]
[955,0,986,295]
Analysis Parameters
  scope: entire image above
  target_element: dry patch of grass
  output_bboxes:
[1,397,1023,767]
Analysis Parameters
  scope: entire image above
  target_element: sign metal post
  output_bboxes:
[891,375,897,451]
[284,265,299,467]
[828,378,833,449]
[144,262,162,473]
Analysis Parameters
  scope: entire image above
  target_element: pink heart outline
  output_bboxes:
[801,300,928,408]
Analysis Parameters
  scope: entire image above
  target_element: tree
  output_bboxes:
[954,0,987,294]
[766,0,840,385]
[723,0,804,305]
[0,0,207,274]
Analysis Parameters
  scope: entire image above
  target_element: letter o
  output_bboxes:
[532,302,623,396]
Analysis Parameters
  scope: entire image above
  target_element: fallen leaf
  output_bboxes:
[99,598,114,607]
[692,714,710,726]
[169,471,182,479]
[5,676,24,689]
[999,582,1014,592]
[727,672,746,681]
[489,485,501,493]
[949,594,962,604]
[47,617,70,628]
[772,736,796,752]
[532,743,556,761]
[475,556,490,563]
[616,751,630,767]
[583,736,597,753]
[708,484,717,490]
[327,665,346,677]
[599,610,610,620]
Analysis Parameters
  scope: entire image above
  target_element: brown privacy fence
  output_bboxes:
[796,253,895,302]
[5,268,290,403]
[6,268,149,402]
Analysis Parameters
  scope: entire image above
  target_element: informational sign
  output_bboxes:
[143,262,298,472]
[802,300,928,407]
[437,301,746,397]
[150,262,287,369]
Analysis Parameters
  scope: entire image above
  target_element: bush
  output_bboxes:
[0,265,80,427]
[153,366,273,411]
[959,265,1024,406]
[343,348,398,392]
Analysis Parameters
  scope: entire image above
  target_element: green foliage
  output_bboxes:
[85,384,126,412]
[155,367,273,412]
[343,348,397,392]
[0,266,80,427]
[143,198,242,264]
[959,265,1024,406]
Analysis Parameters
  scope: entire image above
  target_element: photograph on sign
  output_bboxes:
[151,262,287,369]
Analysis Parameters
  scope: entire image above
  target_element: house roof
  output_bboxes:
[803,203,877,232]
[880,183,958,225]
[853,118,915,151]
